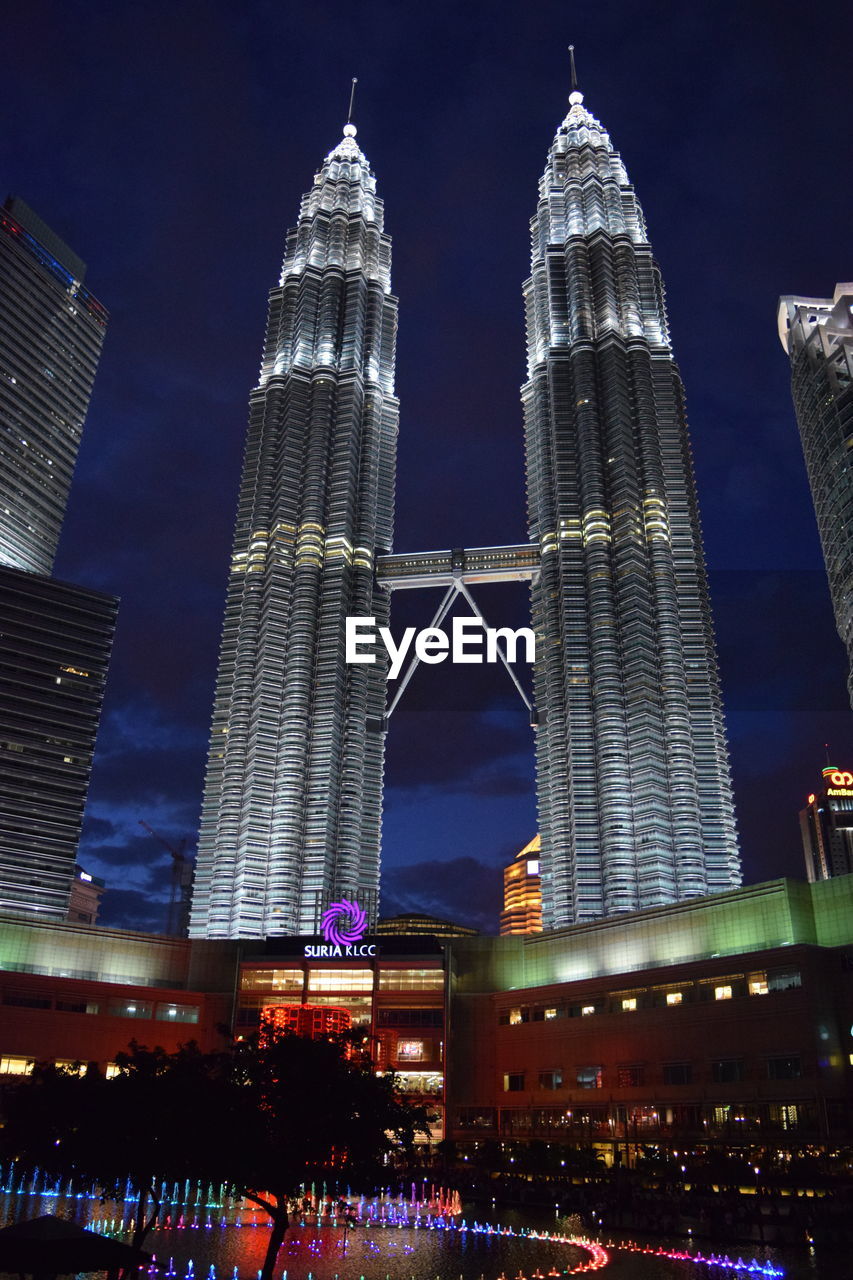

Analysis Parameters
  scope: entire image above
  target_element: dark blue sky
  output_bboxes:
[3,1,852,933]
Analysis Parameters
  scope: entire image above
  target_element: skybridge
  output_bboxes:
[375,543,540,590]
[375,543,541,724]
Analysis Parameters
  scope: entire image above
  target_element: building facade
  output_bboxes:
[0,567,117,919]
[0,197,115,923]
[2,876,852,1152]
[800,764,853,882]
[778,284,853,705]
[523,81,740,926]
[190,123,399,939]
[0,197,108,575]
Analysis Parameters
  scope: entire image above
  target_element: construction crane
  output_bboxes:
[138,820,193,936]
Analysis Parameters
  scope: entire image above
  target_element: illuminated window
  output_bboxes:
[714,985,732,1001]
[396,1039,425,1061]
[576,1066,603,1089]
[54,1060,86,1075]
[378,968,443,991]
[155,1003,199,1023]
[666,991,682,1006]
[581,1005,595,1017]
[105,1063,121,1079]
[0,1056,33,1075]
[308,969,373,993]
[622,997,637,1012]
[544,1007,558,1020]
[748,976,768,996]
[241,968,302,992]
[617,1065,644,1088]
[107,999,153,1019]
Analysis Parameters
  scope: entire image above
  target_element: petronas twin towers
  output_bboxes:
[189,74,741,939]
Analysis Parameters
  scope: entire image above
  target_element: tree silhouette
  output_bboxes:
[1,1033,431,1280]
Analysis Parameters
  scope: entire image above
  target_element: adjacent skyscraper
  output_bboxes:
[0,197,108,575]
[190,123,399,938]
[0,196,116,921]
[778,285,853,705]
[800,764,853,882]
[523,76,741,926]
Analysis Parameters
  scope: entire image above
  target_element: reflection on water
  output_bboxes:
[0,1191,831,1280]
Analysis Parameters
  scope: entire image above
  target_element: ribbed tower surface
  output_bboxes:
[523,88,741,927]
[190,125,399,938]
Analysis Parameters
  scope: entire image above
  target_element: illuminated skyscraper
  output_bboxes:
[778,285,853,705]
[500,834,542,935]
[799,764,853,883]
[190,122,399,938]
[0,197,115,922]
[523,71,740,926]
[0,197,107,574]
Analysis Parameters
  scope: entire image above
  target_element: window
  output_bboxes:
[105,1063,121,1079]
[107,999,153,1019]
[377,1009,442,1028]
[714,985,732,1001]
[748,974,769,996]
[308,969,373,993]
[576,1066,603,1089]
[538,1070,563,1090]
[663,1062,692,1085]
[0,1056,33,1075]
[544,1006,559,1020]
[768,969,802,992]
[769,1103,799,1129]
[3,993,51,1009]
[396,1039,425,1062]
[155,1003,199,1023]
[767,1056,801,1081]
[508,1007,529,1025]
[503,1072,525,1092]
[56,999,99,1014]
[377,968,443,991]
[581,1005,595,1017]
[712,1059,744,1083]
[666,991,682,1006]
[622,997,637,1012]
[617,1065,644,1087]
[54,1060,86,1075]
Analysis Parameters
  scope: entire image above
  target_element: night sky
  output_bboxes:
[2,1,852,934]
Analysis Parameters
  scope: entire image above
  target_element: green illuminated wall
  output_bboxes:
[450,876,853,993]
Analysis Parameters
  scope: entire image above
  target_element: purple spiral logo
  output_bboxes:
[320,898,368,945]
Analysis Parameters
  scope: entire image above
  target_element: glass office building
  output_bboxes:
[190,123,399,937]
[778,284,853,705]
[0,197,107,575]
[0,566,116,919]
[523,80,741,926]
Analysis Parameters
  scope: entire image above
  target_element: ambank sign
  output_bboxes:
[304,898,378,958]
[822,766,853,798]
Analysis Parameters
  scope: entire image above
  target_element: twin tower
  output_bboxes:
[189,82,741,940]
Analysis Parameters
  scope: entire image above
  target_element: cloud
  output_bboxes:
[97,888,169,934]
[380,856,504,934]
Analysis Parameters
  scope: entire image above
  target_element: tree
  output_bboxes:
[1,1033,431,1280]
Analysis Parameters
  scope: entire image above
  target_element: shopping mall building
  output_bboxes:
[2,875,852,1156]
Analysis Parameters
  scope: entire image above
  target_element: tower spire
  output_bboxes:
[347,77,358,125]
[568,44,583,106]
